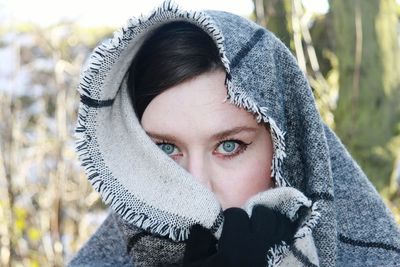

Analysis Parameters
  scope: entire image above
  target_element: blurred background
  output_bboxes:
[0,0,399,266]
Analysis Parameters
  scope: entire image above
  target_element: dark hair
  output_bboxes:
[128,21,224,120]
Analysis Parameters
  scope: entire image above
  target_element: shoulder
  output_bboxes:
[67,213,132,267]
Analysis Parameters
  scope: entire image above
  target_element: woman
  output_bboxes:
[69,1,400,266]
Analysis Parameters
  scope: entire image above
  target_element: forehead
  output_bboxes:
[140,70,259,136]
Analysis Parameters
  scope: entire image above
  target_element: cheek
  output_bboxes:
[213,145,274,209]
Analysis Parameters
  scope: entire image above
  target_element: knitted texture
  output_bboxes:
[70,1,400,266]
[67,214,131,267]
[70,187,321,267]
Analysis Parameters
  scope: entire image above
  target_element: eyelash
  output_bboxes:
[155,140,183,159]
[214,139,252,159]
[155,139,252,160]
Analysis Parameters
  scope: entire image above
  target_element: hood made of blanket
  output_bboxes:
[74,1,400,266]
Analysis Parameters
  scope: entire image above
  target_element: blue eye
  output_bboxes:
[216,141,239,154]
[214,139,252,159]
[157,143,180,156]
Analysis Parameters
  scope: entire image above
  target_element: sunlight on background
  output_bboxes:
[0,1,399,266]
[0,0,253,27]
[0,0,330,27]
[302,0,329,14]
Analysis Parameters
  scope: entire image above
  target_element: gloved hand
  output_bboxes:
[183,205,296,267]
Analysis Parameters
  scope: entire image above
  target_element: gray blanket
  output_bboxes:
[69,1,400,266]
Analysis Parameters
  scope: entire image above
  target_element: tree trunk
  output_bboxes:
[253,0,292,49]
[330,0,400,193]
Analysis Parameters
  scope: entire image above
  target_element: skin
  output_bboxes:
[141,70,274,209]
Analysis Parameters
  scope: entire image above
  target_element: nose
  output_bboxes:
[184,154,213,190]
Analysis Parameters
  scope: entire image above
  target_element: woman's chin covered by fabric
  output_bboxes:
[68,1,400,266]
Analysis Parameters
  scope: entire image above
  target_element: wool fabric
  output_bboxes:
[69,1,400,266]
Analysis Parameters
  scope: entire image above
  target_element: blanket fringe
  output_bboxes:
[266,241,290,267]
[224,78,288,187]
[74,0,232,242]
[74,0,289,241]
[295,201,321,239]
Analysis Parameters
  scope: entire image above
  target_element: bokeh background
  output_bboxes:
[0,0,399,266]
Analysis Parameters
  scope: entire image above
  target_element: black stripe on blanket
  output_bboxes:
[291,245,318,267]
[339,234,400,253]
[80,94,114,108]
[230,28,265,69]
[309,192,334,202]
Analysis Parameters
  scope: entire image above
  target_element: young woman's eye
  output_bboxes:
[215,140,252,158]
[217,141,239,154]
[157,143,180,156]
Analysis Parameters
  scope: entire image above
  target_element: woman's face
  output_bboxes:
[141,70,274,209]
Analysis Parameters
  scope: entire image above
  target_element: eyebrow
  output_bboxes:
[145,131,179,142]
[145,126,258,142]
[211,126,258,140]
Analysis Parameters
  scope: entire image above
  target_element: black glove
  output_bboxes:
[183,205,296,267]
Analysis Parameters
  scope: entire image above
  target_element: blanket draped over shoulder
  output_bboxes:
[69,1,400,266]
